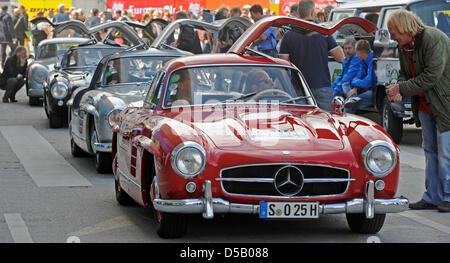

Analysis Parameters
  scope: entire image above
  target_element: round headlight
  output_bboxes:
[51,82,69,99]
[362,141,397,177]
[31,67,48,84]
[171,142,206,179]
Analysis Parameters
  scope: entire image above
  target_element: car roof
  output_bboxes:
[164,53,294,72]
[38,37,88,46]
[333,0,422,9]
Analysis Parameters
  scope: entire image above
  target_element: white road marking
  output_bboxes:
[398,211,450,235]
[67,216,135,237]
[4,213,34,243]
[0,126,92,187]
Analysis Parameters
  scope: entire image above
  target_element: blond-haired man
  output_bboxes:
[385,9,450,212]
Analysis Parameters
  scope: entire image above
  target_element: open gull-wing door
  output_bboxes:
[31,17,90,36]
[150,17,253,50]
[89,21,146,47]
[228,16,377,55]
[124,18,169,45]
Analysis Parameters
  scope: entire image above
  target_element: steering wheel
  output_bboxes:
[252,89,293,101]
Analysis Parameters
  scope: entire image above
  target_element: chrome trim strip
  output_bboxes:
[118,168,141,190]
[215,178,355,183]
[218,163,352,199]
[216,178,275,183]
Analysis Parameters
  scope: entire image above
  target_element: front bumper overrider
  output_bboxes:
[152,180,409,219]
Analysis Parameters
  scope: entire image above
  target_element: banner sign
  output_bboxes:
[278,0,337,16]
[107,0,205,20]
[19,0,72,18]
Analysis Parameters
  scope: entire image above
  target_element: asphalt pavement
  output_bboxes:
[0,88,449,244]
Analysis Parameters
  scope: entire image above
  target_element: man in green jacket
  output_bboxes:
[386,9,450,212]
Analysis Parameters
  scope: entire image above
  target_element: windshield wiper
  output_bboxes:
[281,95,312,104]
[225,92,257,102]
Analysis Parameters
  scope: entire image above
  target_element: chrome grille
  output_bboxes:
[217,164,353,198]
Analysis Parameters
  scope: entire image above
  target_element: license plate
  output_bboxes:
[259,202,319,219]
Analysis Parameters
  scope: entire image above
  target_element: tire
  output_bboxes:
[114,176,136,206]
[71,138,88,157]
[381,97,403,144]
[49,112,63,128]
[95,152,113,174]
[155,211,188,239]
[150,167,188,238]
[29,97,42,106]
[90,124,112,174]
[346,213,386,234]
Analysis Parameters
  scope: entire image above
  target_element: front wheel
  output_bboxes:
[90,125,112,174]
[49,112,63,128]
[71,138,88,157]
[382,97,403,144]
[155,211,188,239]
[346,213,386,234]
[150,176,187,238]
[29,97,42,106]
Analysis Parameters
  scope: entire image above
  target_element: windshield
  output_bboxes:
[164,66,315,108]
[63,48,122,68]
[409,0,450,37]
[104,56,174,85]
[37,42,81,59]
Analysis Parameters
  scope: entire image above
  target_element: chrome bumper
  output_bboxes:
[153,180,409,219]
[93,142,112,153]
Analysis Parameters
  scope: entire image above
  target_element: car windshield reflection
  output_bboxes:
[38,42,81,59]
[164,66,315,108]
[63,48,122,68]
[104,56,174,86]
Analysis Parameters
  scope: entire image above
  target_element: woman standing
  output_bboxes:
[2,46,27,103]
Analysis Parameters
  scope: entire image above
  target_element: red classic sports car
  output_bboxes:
[109,16,409,238]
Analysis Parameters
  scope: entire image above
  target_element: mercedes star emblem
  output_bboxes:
[274,165,304,196]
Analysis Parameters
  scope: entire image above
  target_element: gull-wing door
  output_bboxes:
[125,18,169,45]
[31,17,90,36]
[151,17,253,51]
[89,21,146,47]
[228,16,377,55]
[150,19,221,49]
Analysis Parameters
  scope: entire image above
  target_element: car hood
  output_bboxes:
[181,106,345,151]
[103,85,148,105]
[36,57,58,68]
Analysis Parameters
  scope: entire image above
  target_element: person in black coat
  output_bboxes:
[2,46,27,103]
[172,11,202,54]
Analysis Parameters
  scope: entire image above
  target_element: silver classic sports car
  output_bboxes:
[27,38,88,106]
[69,48,190,173]
[69,17,253,174]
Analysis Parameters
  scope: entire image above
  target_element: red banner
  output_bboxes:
[107,0,206,20]
[278,0,338,16]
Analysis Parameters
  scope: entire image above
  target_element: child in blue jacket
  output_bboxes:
[332,37,363,96]
[340,39,377,113]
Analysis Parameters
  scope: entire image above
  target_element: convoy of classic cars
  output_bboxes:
[22,1,450,238]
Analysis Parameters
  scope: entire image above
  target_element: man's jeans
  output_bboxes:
[338,82,373,114]
[418,111,450,205]
[312,86,333,112]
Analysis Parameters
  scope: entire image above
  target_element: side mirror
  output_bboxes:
[29,54,35,59]
[332,96,345,113]
[378,29,390,43]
